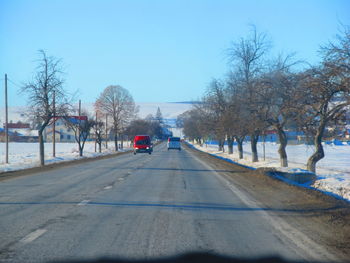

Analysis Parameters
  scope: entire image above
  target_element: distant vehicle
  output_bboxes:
[133,135,152,155]
[167,137,181,151]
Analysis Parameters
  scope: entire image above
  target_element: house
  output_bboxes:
[4,122,30,129]
[1,122,38,142]
[44,116,88,142]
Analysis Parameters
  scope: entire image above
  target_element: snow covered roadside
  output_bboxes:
[0,142,131,173]
[188,141,350,202]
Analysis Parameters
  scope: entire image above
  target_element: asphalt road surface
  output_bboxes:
[0,143,349,263]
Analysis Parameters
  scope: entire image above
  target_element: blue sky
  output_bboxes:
[0,0,349,106]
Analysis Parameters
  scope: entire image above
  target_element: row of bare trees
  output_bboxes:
[178,26,350,173]
[21,50,137,166]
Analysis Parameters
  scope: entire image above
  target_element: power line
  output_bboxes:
[7,77,22,89]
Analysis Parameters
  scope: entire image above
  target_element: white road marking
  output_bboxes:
[117,178,124,181]
[77,199,90,206]
[20,229,47,243]
[104,186,113,190]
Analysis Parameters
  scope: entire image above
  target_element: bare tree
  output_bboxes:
[180,107,207,144]
[321,25,350,72]
[64,111,94,157]
[226,74,250,159]
[295,27,350,173]
[94,120,104,153]
[298,66,349,172]
[204,79,229,152]
[21,50,70,166]
[93,111,105,153]
[256,54,300,167]
[227,26,271,162]
[96,85,137,151]
[155,107,164,125]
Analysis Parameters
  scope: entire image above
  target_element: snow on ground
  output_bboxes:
[1,139,349,202]
[190,141,350,202]
[0,142,131,173]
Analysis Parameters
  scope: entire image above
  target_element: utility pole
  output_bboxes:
[53,91,56,157]
[5,74,9,164]
[78,100,81,143]
[78,100,81,116]
[105,114,108,149]
[94,111,97,152]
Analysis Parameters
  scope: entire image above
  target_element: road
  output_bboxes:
[0,142,349,262]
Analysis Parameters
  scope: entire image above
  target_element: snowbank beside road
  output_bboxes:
[189,141,350,202]
[0,142,131,173]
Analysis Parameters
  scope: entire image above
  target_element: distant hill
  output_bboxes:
[0,102,193,126]
[168,101,201,104]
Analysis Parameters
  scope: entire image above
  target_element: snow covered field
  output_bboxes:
[190,141,350,202]
[0,142,131,173]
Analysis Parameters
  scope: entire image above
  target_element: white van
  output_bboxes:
[167,137,181,151]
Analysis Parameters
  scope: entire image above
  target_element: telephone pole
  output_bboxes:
[105,114,108,149]
[5,74,9,164]
[94,111,97,152]
[53,90,56,157]
[78,100,81,143]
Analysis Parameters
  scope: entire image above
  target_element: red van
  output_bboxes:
[133,135,152,155]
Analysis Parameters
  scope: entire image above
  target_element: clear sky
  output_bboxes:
[0,0,349,106]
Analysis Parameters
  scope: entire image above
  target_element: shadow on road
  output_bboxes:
[111,166,245,174]
[51,252,323,263]
[0,200,344,215]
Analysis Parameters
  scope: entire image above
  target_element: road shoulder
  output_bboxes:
[0,150,131,182]
[184,143,350,261]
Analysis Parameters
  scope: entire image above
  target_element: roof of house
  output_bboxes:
[4,123,30,129]
[10,129,38,137]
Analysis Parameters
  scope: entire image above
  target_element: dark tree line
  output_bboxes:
[124,108,169,141]
[179,26,350,173]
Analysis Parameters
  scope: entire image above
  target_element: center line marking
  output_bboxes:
[77,199,90,206]
[20,229,47,243]
[104,186,112,190]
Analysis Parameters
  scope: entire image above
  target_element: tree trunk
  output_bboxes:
[114,132,118,151]
[227,136,234,154]
[38,130,45,166]
[307,121,326,173]
[218,139,225,152]
[250,133,259,162]
[98,142,102,153]
[237,142,243,159]
[80,139,87,157]
[121,135,124,149]
[218,139,223,151]
[235,136,245,159]
[276,126,288,167]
